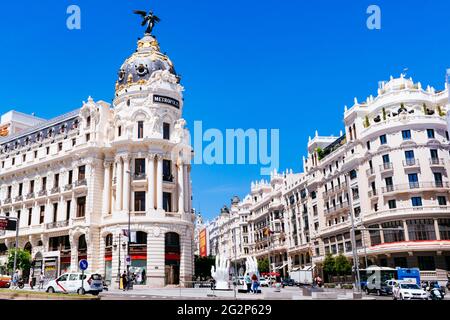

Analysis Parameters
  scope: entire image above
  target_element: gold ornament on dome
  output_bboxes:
[115,81,119,91]
[127,74,133,84]
[137,79,147,85]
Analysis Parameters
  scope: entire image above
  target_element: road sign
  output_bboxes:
[126,256,131,266]
[79,259,88,271]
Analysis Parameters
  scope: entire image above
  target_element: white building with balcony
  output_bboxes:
[0,28,195,287]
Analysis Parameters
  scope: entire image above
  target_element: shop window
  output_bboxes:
[417,256,435,271]
[407,219,436,241]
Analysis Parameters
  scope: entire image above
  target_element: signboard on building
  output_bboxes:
[153,95,180,109]
[0,218,16,231]
[199,228,208,257]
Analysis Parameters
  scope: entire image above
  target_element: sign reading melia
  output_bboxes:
[153,95,180,109]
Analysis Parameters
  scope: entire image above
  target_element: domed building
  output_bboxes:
[0,14,194,287]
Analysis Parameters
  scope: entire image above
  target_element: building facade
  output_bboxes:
[205,74,450,275]
[0,30,195,287]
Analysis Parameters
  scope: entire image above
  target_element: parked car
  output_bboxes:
[393,281,428,300]
[281,278,296,288]
[45,272,103,295]
[0,275,10,288]
[259,277,269,287]
[365,280,393,296]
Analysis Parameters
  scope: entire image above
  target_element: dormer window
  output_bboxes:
[86,116,91,128]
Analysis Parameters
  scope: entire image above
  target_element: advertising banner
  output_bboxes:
[199,228,208,257]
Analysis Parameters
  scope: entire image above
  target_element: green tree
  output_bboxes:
[7,249,31,273]
[323,253,336,280]
[194,255,216,280]
[258,258,269,273]
[334,254,352,276]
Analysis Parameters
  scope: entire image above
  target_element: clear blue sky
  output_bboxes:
[0,0,449,220]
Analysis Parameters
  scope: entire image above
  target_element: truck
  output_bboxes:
[396,267,421,285]
[289,266,313,286]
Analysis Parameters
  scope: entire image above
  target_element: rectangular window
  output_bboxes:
[46,147,49,155]
[437,196,447,206]
[366,141,371,150]
[385,177,393,192]
[388,199,397,209]
[28,208,32,226]
[17,210,21,221]
[137,121,144,139]
[349,169,357,180]
[427,129,435,139]
[39,206,45,224]
[163,160,172,182]
[78,165,86,180]
[68,170,73,184]
[66,200,71,220]
[411,197,422,207]
[430,149,439,161]
[402,130,411,140]
[19,183,23,196]
[58,142,63,151]
[434,172,443,187]
[53,203,58,223]
[163,123,170,140]
[85,134,90,142]
[76,196,86,218]
[408,173,419,189]
[54,174,59,188]
[379,134,387,145]
[369,224,382,246]
[382,221,404,243]
[134,191,146,212]
[42,177,47,190]
[163,192,172,212]
[417,256,435,270]
[118,126,122,137]
[438,219,450,240]
[135,158,146,175]
[30,180,34,193]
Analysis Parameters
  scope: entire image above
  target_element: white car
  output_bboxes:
[392,281,428,300]
[259,277,269,287]
[45,272,103,295]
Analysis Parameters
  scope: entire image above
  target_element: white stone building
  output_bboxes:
[206,74,450,275]
[0,30,195,287]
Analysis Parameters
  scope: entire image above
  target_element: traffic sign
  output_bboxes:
[79,259,88,271]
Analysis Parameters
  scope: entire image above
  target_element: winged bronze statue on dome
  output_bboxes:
[134,10,161,35]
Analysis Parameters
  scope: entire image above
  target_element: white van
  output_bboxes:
[45,272,103,295]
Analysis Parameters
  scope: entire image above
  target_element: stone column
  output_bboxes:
[177,160,184,214]
[122,156,131,213]
[434,219,441,240]
[147,230,165,287]
[102,161,112,215]
[183,164,189,212]
[403,220,409,241]
[156,155,163,210]
[115,157,123,212]
[147,154,155,211]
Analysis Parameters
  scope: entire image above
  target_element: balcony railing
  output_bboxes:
[324,202,349,214]
[4,198,11,205]
[163,174,174,182]
[74,179,87,187]
[366,167,375,176]
[26,192,35,200]
[429,158,445,166]
[379,162,393,171]
[382,181,450,193]
[403,159,419,167]
[64,184,73,191]
[14,195,23,202]
[50,187,60,194]
[368,189,378,197]
[46,220,69,230]
[37,190,47,197]
[133,172,146,181]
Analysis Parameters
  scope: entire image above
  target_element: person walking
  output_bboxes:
[251,273,259,294]
[11,270,19,290]
[38,273,45,290]
[121,271,128,291]
[245,273,252,293]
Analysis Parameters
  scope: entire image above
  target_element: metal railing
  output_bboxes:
[382,181,450,193]
[64,184,73,191]
[429,158,445,166]
[74,179,87,187]
[403,159,419,167]
[50,187,60,194]
[46,220,69,229]
[133,172,146,181]
[14,195,23,202]
[37,190,47,197]
[4,198,11,204]
[25,192,35,200]
[379,162,393,171]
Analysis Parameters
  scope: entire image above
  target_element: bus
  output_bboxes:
[359,266,421,288]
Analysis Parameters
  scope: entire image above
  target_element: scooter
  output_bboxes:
[428,286,444,300]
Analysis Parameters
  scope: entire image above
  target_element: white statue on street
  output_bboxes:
[211,255,230,290]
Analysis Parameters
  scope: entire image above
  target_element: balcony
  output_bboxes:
[366,167,375,177]
[37,190,47,197]
[382,181,450,194]
[368,189,378,198]
[4,198,11,205]
[133,172,146,181]
[403,159,420,168]
[50,187,60,194]
[46,220,69,230]
[325,202,349,215]
[379,162,393,172]
[14,195,23,202]
[25,192,35,200]
[64,184,73,191]
[429,158,445,167]
[74,179,87,187]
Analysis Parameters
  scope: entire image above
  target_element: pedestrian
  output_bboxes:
[245,273,252,293]
[38,273,45,290]
[11,270,19,290]
[142,269,146,285]
[136,271,142,285]
[251,274,259,294]
[121,271,128,291]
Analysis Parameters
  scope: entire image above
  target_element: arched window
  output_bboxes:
[78,235,87,250]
